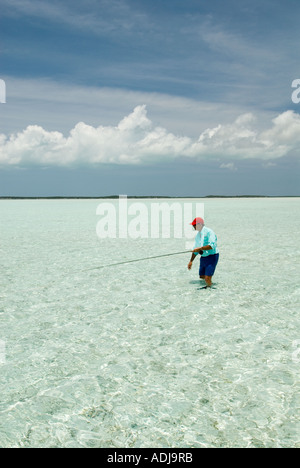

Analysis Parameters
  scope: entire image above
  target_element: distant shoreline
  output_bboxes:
[0,195,299,200]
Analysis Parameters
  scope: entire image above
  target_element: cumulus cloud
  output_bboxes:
[220,162,237,171]
[0,106,299,167]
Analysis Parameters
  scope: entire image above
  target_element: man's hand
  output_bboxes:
[187,261,193,270]
[192,248,204,255]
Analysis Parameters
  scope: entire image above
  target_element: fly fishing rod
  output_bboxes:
[85,250,192,271]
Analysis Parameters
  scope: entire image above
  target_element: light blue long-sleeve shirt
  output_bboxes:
[194,226,219,257]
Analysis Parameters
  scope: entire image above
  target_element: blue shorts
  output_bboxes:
[199,253,219,277]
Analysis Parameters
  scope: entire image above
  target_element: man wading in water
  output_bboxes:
[187,217,219,288]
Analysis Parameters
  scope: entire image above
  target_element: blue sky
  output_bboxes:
[0,0,299,196]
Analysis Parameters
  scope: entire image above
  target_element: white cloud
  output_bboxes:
[220,163,237,171]
[2,0,151,36]
[260,110,300,147]
[3,77,254,138]
[0,106,299,167]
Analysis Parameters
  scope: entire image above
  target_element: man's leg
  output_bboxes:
[204,275,212,287]
[205,254,219,287]
[199,255,219,288]
[199,257,206,280]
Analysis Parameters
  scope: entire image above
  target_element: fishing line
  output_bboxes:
[84,250,192,271]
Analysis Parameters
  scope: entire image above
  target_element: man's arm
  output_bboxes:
[190,252,197,262]
[193,245,212,253]
[188,250,203,270]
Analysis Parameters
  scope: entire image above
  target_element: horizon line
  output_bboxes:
[0,195,299,200]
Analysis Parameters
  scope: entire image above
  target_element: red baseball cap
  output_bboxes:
[190,217,204,226]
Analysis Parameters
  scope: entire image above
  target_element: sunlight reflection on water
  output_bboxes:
[0,198,299,448]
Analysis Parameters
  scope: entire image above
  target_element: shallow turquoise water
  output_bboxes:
[0,198,299,448]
